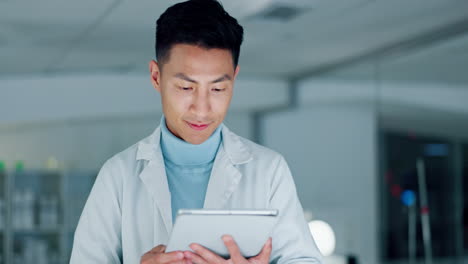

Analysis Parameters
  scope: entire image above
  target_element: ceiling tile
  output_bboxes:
[0,0,116,75]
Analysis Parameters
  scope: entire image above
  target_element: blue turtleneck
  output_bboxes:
[160,116,222,222]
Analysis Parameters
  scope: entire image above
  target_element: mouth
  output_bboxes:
[186,121,210,131]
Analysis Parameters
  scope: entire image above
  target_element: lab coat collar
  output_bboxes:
[135,123,253,236]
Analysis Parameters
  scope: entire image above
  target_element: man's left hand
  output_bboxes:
[183,235,272,264]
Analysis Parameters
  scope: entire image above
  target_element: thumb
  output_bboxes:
[256,237,272,262]
[150,244,167,253]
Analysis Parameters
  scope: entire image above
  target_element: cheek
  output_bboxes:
[211,95,231,115]
[164,91,192,115]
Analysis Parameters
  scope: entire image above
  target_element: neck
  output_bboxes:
[159,116,222,165]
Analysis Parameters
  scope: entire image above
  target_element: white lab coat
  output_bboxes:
[70,124,323,264]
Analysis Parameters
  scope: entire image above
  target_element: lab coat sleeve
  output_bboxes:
[268,155,323,264]
[70,159,123,264]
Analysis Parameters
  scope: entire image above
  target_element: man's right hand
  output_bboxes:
[140,245,189,264]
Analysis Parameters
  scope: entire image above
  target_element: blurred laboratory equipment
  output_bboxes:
[417,159,433,264]
[401,190,417,264]
[0,159,97,263]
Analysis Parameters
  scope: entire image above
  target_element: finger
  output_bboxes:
[150,244,167,253]
[222,235,244,263]
[255,237,272,262]
[190,243,225,263]
[156,251,185,264]
[166,261,186,264]
[184,251,207,264]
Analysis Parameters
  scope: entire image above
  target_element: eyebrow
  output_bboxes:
[174,73,232,84]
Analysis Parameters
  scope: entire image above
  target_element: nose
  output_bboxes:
[191,89,211,118]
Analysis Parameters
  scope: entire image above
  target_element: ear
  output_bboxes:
[149,60,162,93]
[233,65,240,80]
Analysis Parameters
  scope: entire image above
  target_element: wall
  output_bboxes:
[0,111,253,170]
[0,72,286,170]
[263,102,378,264]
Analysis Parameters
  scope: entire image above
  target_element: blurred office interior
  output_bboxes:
[1,0,468,263]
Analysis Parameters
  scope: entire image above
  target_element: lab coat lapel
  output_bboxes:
[203,145,241,208]
[139,159,172,235]
[203,125,253,208]
[137,127,173,236]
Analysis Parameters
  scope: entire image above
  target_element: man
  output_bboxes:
[70,0,323,263]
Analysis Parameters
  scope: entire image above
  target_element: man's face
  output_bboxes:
[149,44,239,145]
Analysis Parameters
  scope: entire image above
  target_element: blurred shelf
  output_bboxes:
[13,227,63,235]
[0,169,97,264]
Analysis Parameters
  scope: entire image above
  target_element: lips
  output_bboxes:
[186,121,210,131]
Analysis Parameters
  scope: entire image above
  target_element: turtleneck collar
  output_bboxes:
[160,115,222,166]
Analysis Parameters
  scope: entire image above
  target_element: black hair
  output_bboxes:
[155,0,244,67]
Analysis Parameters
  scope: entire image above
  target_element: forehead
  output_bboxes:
[164,44,235,75]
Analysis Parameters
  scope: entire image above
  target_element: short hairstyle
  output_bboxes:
[155,0,244,68]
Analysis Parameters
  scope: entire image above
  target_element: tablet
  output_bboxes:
[166,209,278,258]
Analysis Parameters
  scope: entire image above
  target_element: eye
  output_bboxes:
[212,88,225,92]
[180,86,192,91]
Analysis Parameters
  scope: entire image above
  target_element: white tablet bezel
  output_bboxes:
[177,209,278,216]
[166,209,278,258]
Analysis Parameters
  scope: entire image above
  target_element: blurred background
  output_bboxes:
[1,0,468,263]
